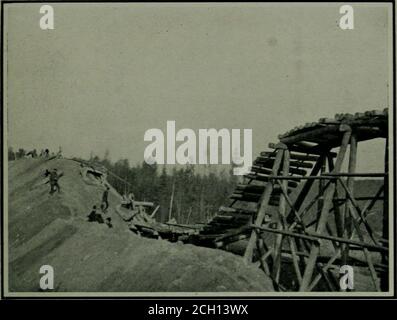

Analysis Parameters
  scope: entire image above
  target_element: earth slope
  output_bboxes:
[8,158,273,292]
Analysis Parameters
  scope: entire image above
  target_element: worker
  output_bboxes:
[88,205,98,222]
[105,216,113,228]
[128,192,135,210]
[101,185,110,211]
[26,149,37,158]
[44,149,49,158]
[56,146,63,159]
[49,168,60,194]
[87,205,104,224]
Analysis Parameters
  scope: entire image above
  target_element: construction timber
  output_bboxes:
[186,108,389,292]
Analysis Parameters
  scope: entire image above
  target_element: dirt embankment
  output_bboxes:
[8,158,273,292]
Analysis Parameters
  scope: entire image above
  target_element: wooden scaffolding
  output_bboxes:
[188,109,389,292]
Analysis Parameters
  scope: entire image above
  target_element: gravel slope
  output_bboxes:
[8,158,274,292]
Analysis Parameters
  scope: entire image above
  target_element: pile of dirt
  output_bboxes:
[8,158,273,292]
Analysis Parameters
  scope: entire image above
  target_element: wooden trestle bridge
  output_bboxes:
[186,109,389,292]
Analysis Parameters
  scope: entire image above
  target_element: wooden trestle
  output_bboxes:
[186,109,389,292]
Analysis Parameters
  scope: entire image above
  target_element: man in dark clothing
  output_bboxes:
[87,205,104,224]
[102,186,110,211]
[49,169,60,194]
[88,205,97,222]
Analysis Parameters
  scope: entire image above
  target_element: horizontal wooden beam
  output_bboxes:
[244,174,300,187]
[280,125,339,145]
[253,225,388,253]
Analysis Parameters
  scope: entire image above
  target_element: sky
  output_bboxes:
[4,3,392,173]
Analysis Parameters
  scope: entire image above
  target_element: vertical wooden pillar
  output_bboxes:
[342,134,357,267]
[272,149,290,284]
[244,144,285,264]
[328,153,344,241]
[317,156,326,225]
[299,127,352,291]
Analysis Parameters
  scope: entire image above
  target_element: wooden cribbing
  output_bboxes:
[299,127,351,291]
[185,109,387,292]
[244,146,284,264]
[286,154,327,224]
[280,125,339,145]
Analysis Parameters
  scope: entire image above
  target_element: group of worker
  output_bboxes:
[26,147,62,159]
[41,161,115,228]
[87,185,112,228]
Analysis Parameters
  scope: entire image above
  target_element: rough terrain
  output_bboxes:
[8,158,274,292]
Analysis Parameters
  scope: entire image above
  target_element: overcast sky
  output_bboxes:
[4,3,392,173]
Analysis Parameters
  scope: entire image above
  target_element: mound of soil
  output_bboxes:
[8,158,273,292]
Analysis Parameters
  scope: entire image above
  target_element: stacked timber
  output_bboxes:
[185,108,389,252]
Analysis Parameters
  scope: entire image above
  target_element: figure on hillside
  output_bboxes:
[26,149,37,158]
[44,169,50,178]
[87,205,104,224]
[44,149,49,158]
[128,192,135,210]
[103,213,112,228]
[56,146,63,159]
[101,185,110,212]
[88,204,112,228]
[49,168,61,194]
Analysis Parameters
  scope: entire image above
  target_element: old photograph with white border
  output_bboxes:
[1,1,395,297]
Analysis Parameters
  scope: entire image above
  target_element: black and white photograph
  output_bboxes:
[1,1,395,299]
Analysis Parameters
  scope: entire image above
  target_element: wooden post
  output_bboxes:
[327,153,344,240]
[342,134,357,268]
[272,149,290,284]
[299,127,352,291]
[318,156,326,224]
[243,145,284,264]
